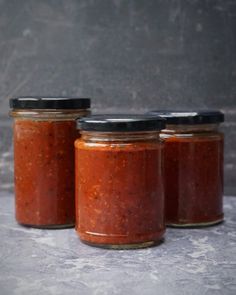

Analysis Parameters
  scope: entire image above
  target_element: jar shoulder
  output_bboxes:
[161,131,224,141]
[10,109,90,120]
[74,138,163,151]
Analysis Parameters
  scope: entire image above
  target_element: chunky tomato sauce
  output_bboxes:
[75,139,165,247]
[163,134,224,226]
[14,119,79,227]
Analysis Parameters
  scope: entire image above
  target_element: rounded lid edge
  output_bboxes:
[77,114,166,132]
[147,110,224,125]
[9,97,91,109]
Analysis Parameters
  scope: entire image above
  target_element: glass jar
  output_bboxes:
[148,110,224,227]
[74,115,166,249]
[9,97,90,228]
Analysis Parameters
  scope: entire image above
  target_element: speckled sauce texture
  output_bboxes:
[75,139,165,247]
[0,193,235,295]
[13,119,79,227]
[163,133,224,226]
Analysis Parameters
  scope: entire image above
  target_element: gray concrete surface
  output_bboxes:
[0,192,235,295]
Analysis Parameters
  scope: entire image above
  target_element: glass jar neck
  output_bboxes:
[9,108,90,120]
[80,131,160,142]
[162,123,220,134]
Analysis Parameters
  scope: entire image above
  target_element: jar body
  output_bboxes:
[75,131,165,249]
[11,109,90,228]
[162,124,224,227]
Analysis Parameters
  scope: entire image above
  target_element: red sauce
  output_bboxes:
[164,134,224,226]
[14,119,79,228]
[75,139,165,247]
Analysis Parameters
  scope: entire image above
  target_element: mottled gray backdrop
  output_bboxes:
[0,0,235,194]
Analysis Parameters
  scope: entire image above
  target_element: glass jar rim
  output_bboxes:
[9,108,90,120]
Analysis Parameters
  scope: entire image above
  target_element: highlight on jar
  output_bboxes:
[9,97,91,229]
[74,114,166,249]
[148,110,224,228]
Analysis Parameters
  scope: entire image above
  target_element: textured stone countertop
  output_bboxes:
[0,192,236,295]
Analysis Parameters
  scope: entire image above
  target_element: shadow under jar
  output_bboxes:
[148,110,224,227]
[75,115,166,249]
[9,97,90,229]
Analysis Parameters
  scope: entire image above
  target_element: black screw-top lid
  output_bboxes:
[9,97,91,109]
[147,110,224,125]
[77,115,166,132]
